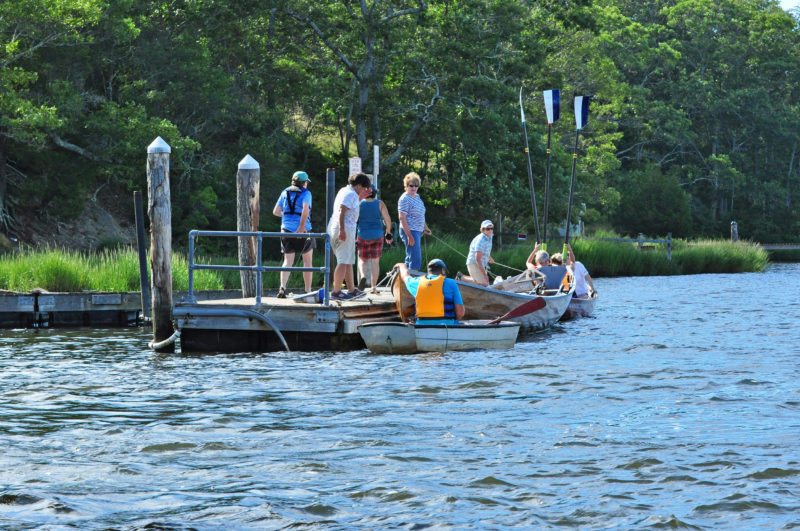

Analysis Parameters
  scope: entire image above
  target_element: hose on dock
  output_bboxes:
[172,307,290,352]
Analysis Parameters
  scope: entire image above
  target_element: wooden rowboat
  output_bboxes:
[358,320,521,354]
[391,268,571,332]
[456,281,572,331]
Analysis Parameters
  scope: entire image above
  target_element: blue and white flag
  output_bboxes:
[575,95,591,130]
[543,89,560,125]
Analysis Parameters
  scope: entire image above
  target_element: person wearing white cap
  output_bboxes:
[460,220,495,287]
[272,170,315,297]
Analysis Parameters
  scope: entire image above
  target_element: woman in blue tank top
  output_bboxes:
[356,187,392,293]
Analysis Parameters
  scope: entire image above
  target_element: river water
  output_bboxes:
[1,264,799,530]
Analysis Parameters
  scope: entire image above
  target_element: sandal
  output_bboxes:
[277,287,287,299]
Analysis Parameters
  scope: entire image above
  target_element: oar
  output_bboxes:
[542,89,561,252]
[564,95,591,260]
[487,297,546,324]
[520,87,541,245]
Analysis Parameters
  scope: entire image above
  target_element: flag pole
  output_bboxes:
[542,89,560,251]
[564,128,580,251]
[520,87,541,245]
[564,95,590,260]
[542,124,552,252]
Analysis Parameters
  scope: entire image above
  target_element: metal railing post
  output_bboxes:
[255,233,263,307]
[188,230,197,303]
[323,235,331,306]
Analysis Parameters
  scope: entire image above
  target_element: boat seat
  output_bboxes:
[536,265,569,290]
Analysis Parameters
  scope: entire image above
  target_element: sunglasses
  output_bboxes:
[407,184,419,188]
[484,227,494,231]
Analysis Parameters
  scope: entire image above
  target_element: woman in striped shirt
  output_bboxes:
[397,172,432,271]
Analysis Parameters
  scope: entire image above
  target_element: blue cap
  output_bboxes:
[292,171,310,182]
[427,258,448,274]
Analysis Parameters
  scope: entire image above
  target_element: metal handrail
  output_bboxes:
[187,230,331,306]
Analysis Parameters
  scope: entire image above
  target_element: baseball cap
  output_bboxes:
[293,171,310,182]
[480,219,494,229]
[427,258,448,274]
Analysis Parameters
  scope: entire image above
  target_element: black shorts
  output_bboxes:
[280,229,316,254]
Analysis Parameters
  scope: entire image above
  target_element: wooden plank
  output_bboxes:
[176,314,338,333]
[761,243,800,250]
[0,295,35,312]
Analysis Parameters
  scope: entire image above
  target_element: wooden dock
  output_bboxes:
[0,287,401,353]
[174,288,401,352]
[0,290,143,328]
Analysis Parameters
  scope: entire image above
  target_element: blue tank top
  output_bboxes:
[357,199,383,239]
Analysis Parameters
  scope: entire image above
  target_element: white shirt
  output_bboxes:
[327,186,360,235]
[572,261,590,297]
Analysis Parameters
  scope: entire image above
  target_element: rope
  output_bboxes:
[149,325,180,350]
[426,232,526,278]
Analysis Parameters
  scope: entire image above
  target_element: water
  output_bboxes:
[1,264,799,530]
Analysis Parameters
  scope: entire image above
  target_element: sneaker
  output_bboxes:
[349,288,366,299]
[357,277,367,291]
[277,287,287,299]
[331,291,353,301]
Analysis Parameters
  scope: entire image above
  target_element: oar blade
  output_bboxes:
[574,95,591,130]
[543,89,560,124]
[488,297,546,324]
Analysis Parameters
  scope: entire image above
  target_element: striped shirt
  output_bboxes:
[466,233,493,268]
[397,193,426,232]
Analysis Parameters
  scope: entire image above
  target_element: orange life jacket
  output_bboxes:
[415,275,456,319]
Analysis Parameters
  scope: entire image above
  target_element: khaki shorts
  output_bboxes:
[467,262,489,285]
[331,228,356,264]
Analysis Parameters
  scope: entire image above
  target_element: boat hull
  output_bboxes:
[561,292,598,321]
[389,269,570,332]
[456,281,572,331]
[359,321,520,354]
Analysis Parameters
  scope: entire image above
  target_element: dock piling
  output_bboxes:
[237,155,260,297]
[147,136,174,353]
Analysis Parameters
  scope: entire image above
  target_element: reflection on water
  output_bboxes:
[1,264,799,529]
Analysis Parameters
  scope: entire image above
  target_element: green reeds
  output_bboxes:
[0,236,769,293]
[672,239,768,274]
[0,247,228,292]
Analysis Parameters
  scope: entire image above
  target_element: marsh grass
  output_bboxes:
[0,248,229,292]
[673,239,768,274]
[0,237,769,293]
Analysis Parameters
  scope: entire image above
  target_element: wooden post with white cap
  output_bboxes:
[237,154,260,297]
[147,136,174,352]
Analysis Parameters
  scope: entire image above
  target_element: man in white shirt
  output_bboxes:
[327,173,372,300]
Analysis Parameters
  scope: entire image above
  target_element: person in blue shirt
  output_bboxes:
[395,259,465,325]
[272,171,314,297]
[356,186,392,294]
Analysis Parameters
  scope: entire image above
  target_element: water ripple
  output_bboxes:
[0,264,799,529]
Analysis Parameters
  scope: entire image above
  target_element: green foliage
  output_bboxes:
[613,164,693,237]
[1,0,799,248]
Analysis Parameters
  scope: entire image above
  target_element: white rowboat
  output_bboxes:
[358,320,520,354]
